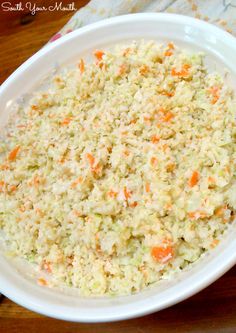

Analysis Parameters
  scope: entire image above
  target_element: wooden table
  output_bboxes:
[0,1,236,331]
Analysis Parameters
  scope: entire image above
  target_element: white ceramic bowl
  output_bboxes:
[0,13,236,322]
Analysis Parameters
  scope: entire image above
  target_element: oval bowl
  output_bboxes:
[0,13,236,322]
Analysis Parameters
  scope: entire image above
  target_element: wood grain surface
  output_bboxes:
[0,1,236,332]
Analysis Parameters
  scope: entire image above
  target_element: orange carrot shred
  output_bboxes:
[215,205,227,217]
[129,201,138,208]
[160,91,174,97]
[139,65,149,75]
[189,171,199,187]
[86,153,95,167]
[151,246,174,264]
[207,86,220,104]
[108,190,118,198]
[0,181,5,192]
[211,239,219,248]
[164,50,173,57]
[94,50,104,61]
[9,146,20,161]
[71,176,83,188]
[37,277,48,286]
[118,64,126,75]
[61,117,72,125]
[208,176,216,184]
[124,186,132,200]
[162,112,174,122]
[151,135,160,144]
[171,64,191,77]
[145,182,150,193]
[151,157,158,167]
[162,144,169,152]
[78,58,85,74]
[9,185,17,192]
[123,48,131,57]
[168,42,175,50]
[31,105,39,111]
[0,164,9,170]
[42,260,52,274]
[188,211,207,220]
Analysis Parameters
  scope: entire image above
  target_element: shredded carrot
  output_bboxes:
[164,42,175,56]
[86,153,95,167]
[94,50,104,61]
[139,64,149,75]
[162,144,169,152]
[33,176,40,187]
[0,164,9,170]
[211,239,219,248]
[158,107,166,114]
[91,163,102,174]
[162,111,174,122]
[129,201,138,208]
[208,176,216,184]
[145,182,150,193]
[35,208,44,217]
[71,176,83,188]
[85,153,101,174]
[31,105,39,111]
[130,119,137,125]
[9,185,17,192]
[8,146,20,161]
[189,171,199,187]
[164,50,173,57]
[168,42,175,50]
[215,205,227,217]
[123,150,130,156]
[150,156,158,167]
[123,48,131,57]
[0,181,5,192]
[78,58,85,74]
[207,86,220,104]
[171,64,191,77]
[151,135,160,143]
[37,277,48,286]
[151,245,174,264]
[211,95,219,105]
[118,64,126,75]
[165,203,173,210]
[108,190,118,198]
[160,90,174,97]
[61,117,72,125]
[42,260,52,273]
[188,211,207,220]
[124,186,132,200]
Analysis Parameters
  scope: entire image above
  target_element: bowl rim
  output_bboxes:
[0,12,236,322]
